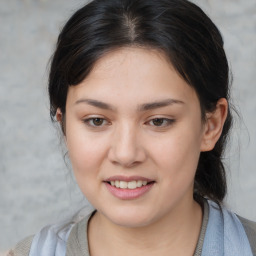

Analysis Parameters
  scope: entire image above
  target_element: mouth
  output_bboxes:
[105,180,155,189]
[104,176,155,200]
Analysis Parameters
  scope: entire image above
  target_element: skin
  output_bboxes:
[57,47,227,255]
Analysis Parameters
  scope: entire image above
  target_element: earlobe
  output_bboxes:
[200,98,228,152]
[56,108,62,122]
[56,108,66,135]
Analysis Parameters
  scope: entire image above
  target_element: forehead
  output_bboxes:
[67,47,199,108]
[89,47,174,80]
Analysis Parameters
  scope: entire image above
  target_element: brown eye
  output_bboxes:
[147,118,175,127]
[83,117,108,127]
[152,118,164,126]
[92,118,104,126]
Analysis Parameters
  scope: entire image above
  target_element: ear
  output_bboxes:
[56,108,63,122]
[56,108,66,135]
[200,98,228,152]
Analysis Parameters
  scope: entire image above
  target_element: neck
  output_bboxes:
[88,198,203,256]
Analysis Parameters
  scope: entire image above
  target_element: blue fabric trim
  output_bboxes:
[29,222,74,256]
[201,201,253,256]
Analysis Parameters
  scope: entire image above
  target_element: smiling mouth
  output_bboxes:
[105,180,155,189]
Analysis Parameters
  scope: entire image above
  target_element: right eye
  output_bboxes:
[83,117,109,127]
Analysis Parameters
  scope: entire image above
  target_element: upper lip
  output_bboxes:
[104,175,154,182]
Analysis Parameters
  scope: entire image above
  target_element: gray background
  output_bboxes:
[0,0,255,251]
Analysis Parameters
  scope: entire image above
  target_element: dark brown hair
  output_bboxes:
[49,0,233,204]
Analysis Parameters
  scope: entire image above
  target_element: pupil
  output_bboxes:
[93,118,103,126]
[153,118,163,126]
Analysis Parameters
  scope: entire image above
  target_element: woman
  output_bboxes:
[8,0,256,255]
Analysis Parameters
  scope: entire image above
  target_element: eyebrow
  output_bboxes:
[75,99,115,110]
[138,99,184,111]
[75,98,184,111]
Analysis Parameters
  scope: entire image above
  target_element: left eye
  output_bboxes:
[148,118,174,127]
[83,118,108,127]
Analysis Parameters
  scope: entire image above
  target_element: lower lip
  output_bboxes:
[104,182,154,200]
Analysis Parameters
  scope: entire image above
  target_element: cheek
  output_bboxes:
[150,128,202,178]
[66,127,107,176]
[66,134,107,199]
[154,135,201,203]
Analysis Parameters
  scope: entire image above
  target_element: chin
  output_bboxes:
[99,206,160,228]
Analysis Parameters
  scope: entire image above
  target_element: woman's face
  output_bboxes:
[64,47,207,227]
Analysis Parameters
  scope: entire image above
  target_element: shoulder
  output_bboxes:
[237,215,256,255]
[238,215,256,235]
[9,221,72,256]
[9,235,35,256]
[8,221,72,256]
[8,208,95,256]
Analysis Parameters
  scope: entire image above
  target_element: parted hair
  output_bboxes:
[49,0,233,204]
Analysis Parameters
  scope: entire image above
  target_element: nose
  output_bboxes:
[108,123,146,168]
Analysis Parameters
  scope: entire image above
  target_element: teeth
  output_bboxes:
[109,180,150,189]
[115,181,120,188]
[120,181,128,189]
[137,180,142,187]
[128,181,137,189]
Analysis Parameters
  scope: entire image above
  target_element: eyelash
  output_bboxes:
[83,117,110,127]
[146,118,175,127]
[83,117,175,128]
